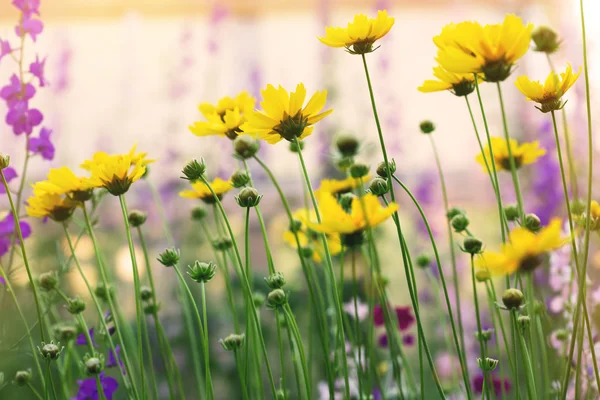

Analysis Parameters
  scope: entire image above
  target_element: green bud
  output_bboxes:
[288,219,302,233]
[211,236,233,252]
[288,140,305,153]
[338,193,355,211]
[475,328,493,342]
[419,120,435,134]
[267,288,288,309]
[502,288,524,310]
[181,159,206,181]
[477,357,498,372]
[0,153,9,170]
[157,247,180,267]
[532,26,560,53]
[475,269,490,282]
[94,283,115,302]
[334,156,354,172]
[144,302,161,315]
[66,297,86,315]
[253,292,266,308]
[335,135,360,157]
[349,163,369,179]
[39,341,62,360]
[276,389,287,400]
[230,170,250,188]
[462,237,483,255]
[235,187,262,208]
[84,355,104,376]
[187,261,217,283]
[265,271,286,289]
[503,205,520,222]
[14,370,32,386]
[517,315,531,330]
[234,135,260,159]
[415,254,431,269]
[451,214,470,233]
[554,329,569,341]
[446,207,465,221]
[191,206,208,221]
[368,177,388,197]
[128,210,147,227]
[38,271,58,291]
[523,213,541,232]
[300,246,314,259]
[55,325,78,342]
[534,301,545,315]
[220,333,245,351]
[376,160,396,178]
[140,286,153,301]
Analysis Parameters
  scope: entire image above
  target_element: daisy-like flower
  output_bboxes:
[241,83,332,144]
[26,191,78,221]
[418,66,479,97]
[514,63,581,113]
[32,167,95,202]
[179,177,232,204]
[476,218,567,276]
[304,192,398,247]
[476,137,546,172]
[82,145,153,196]
[189,91,256,140]
[434,14,533,82]
[315,175,371,198]
[318,10,395,54]
[283,208,341,263]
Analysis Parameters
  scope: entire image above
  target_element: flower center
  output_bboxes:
[481,59,512,82]
[518,253,545,273]
[498,154,523,170]
[273,112,308,142]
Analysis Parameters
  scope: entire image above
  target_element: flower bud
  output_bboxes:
[419,120,435,134]
[144,302,161,315]
[341,231,365,248]
[84,356,103,376]
[462,237,483,255]
[128,210,147,227]
[140,286,153,301]
[446,207,465,221]
[475,269,490,282]
[451,214,469,233]
[187,261,217,283]
[267,289,288,308]
[338,193,355,211]
[534,301,545,315]
[288,140,304,153]
[368,177,388,197]
[211,236,233,252]
[334,156,354,172]
[157,248,180,267]
[231,170,250,188]
[276,389,287,400]
[475,328,493,342]
[66,297,86,314]
[477,357,498,372]
[95,283,115,302]
[265,271,286,289]
[376,160,396,178]
[236,187,262,208]
[220,333,245,351]
[181,159,206,181]
[517,315,531,330]
[253,292,266,308]
[523,213,541,232]
[349,163,369,179]
[71,189,94,202]
[300,246,314,259]
[191,206,208,221]
[532,26,560,54]
[503,205,520,222]
[39,342,62,360]
[55,325,78,342]
[234,135,260,159]
[0,153,9,170]
[288,219,302,233]
[14,370,31,386]
[38,271,58,291]
[502,288,524,310]
[554,329,569,342]
[335,135,360,157]
[415,254,431,269]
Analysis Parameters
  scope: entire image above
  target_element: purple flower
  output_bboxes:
[6,101,43,135]
[1,74,35,107]
[0,167,17,194]
[0,212,31,256]
[472,374,511,397]
[73,372,118,400]
[12,0,40,17]
[16,16,44,42]
[0,277,5,286]
[0,40,12,63]
[76,328,97,347]
[29,55,48,87]
[373,304,415,330]
[377,333,415,348]
[106,345,124,370]
[29,127,54,160]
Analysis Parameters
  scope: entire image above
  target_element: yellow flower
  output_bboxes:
[283,208,342,263]
[304,192,398,247]
[576,200,600,231]
[179,178,233,204]
[418,66,479,96]
[189,92,256,140]
[26,191,78,221]
[476,218,567,276]
[515,63,581,113]
[318,10,395,54]
[82,145,153,196]
[476,137,545,172]
[32,167,95,201]
[315,175,371,198]
[434,14,533,82]
[241,83,332,144]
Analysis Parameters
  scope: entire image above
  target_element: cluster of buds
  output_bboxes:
[265,271,286,289]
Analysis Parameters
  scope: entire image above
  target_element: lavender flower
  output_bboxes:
[15,16,44,42]
[12,0,40,17]
[73,372,118,400]
[29,127,55,160]
[373,304,415,330]
[1,74,35,107]
[76,328,97,347]
[0,40,11,62]
[0,212,31,256]
[29,55,48,87]
[5,101,43,135]
[472,374,511,397]
[0,167,17,193]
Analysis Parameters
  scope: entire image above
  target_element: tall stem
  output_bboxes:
[200,282,214,399]
[470,256,491,400]
[512,311,537,399]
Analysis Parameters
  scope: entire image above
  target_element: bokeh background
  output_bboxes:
[1,0,600,398]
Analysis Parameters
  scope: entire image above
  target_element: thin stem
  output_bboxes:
[351,251,364,399]
[27,382,44,400]
[200,282,214,399]
[44,360,50,400]
[234,351,251,400]
[535,314,550,399]
[512,311,537,399]
[275,309,288,398]
[470,255,491,400]
[283,304,312,399]
[74,314,107,400]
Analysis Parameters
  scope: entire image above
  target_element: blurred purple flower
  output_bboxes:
[12,0,40,17]
[0,40,12,62]
[106,345,125,373]
[0,212,31,256]
[29,127,54,160]
[0,277,5,286]
[29,55,48,87]
[5,101,43,135]
[472,374,511,397]
[16,16,44,42]
[1,74,35,107]
[0,167,17,194]
[373,304,415,330]
[377,332,415,348]
[74,372,118,400]
[531,120,561,224]
[54,44,72,93]
[76,328,98,347]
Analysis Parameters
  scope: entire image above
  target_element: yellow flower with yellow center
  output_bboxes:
[32,167,95,202]
[418,66,479,97]
[434,14,533,82]
[476,137,545,172]
[26,191,78,222]
[304,192,398,247]
[515,64,581,113]
[82,145,153,196]
[318,10,395,54]
[179,178,233,204]
[476,218,567,276]
[283,208,342,263]
[189,92,256,140]
[315,175,371,198]
[241,83,332,144]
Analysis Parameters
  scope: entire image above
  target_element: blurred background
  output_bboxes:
[1,0,600,398]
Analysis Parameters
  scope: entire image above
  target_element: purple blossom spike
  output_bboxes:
[29,127,54,160]
[29,55,48,87]
[472,374,511,397]
[0,40,11,63]
[12,0,40,17]
[0,212,31,256]
[5,101,43,135]
[16,16,44,42]
[74,372,119,400]
[1,74,35,107]
[0,167,17,194]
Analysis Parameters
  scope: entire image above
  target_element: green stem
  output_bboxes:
[470,256,491,400]
[275,309,288,398]
[484,283,507,399]
[74,313,106,400]
[44,360,50,400]
[27,382,44,400]
[350,251,364,399]
[535,315,550,399]
[200,282,214,399]
[283,304,312,399]
[234,350,251,400]
[512,311,537,399]
[485,282,517,385]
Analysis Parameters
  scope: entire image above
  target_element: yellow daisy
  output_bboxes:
[418,66,479,96]
[515,64,581,113]
[189,91,256,140]
[434,14,533,82]
[283,208,342,263]
[26,191,78,221]
[476,218,567,276]
[82,145,153,196]
[318,10,395,54]
[179,178,233,204]
[476,137,545,172]
[241,83,332,144]
[315,175,371,198]
[32,167,95,201]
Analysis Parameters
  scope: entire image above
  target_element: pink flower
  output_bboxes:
[1,74,35,107]
[12,0,40,17]
[15,16,44,42]
[5,101,43,135]
[0,167,17,194]
[0,40,12,63]
[29,127,54,160]
[29,55,48,87]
